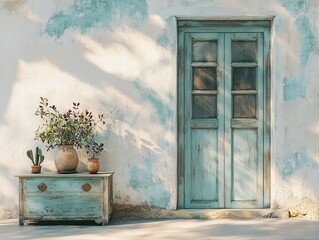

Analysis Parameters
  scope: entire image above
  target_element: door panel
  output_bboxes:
[232,129,257,203]
[225,32,264,208]
[185,32,225,208]
[189,129,218,207]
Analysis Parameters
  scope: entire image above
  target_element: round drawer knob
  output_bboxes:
[38,183,47,192]
[82,183,92,192]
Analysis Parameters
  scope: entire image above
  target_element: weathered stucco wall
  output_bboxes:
[0,0,319,218]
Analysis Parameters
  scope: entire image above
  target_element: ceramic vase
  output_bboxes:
[87,158,99,174]
[55,145,79,173]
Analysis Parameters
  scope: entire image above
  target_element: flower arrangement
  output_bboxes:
[34,97,106,151]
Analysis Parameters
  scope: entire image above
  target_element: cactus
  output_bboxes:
[27,147,45,166]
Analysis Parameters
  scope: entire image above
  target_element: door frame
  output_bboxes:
[177,19,272,209]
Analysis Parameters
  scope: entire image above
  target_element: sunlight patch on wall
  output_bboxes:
[14,59,99,108]
[149,14,166,29]
[313,122,319,135]
[78,36,141,81]
[2,0,41,22]
[0,59,117,172]
[77,29,174,106]
[2,0,25,13]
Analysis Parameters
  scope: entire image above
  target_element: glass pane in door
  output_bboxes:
[193,95,217,118]
[193,67,217,90]
[232,67,257,90]
[233,95,256,118]
[192,41,218,62]
[232,41,257,62]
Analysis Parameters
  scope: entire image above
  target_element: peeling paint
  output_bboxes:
[282,150,318,178]
[283,0,310,15]
[45,0,148,37]
[129,152,170,208]
[157,16,177,54]
[296,16,318,66]
[283,77,305,101]
[283,0,318,66]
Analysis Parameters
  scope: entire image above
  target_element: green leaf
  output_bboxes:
[27,150,35,165]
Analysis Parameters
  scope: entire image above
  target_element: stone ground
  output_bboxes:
[1,218,319,240]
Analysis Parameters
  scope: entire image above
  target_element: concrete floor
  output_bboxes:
[1,218,319,240]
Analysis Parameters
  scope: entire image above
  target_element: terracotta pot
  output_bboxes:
[31,165,41,174]
[87,158,99,174]
[54,145,79,173]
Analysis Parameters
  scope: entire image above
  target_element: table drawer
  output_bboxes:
[24,195,102,218]
[25,178,102,194]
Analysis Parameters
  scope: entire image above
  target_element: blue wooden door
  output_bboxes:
[178,21,270,209]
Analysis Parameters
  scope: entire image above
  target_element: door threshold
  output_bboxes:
[113,204,289,219]
[175,209,289,219]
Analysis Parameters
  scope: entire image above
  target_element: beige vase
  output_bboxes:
[55,145,79,173]
[87,158,99,174]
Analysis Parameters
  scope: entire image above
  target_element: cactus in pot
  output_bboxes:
[27,147,45,173]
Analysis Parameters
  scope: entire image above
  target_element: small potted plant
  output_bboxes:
[85,135,105,174]
[34,97,106,173]
[27,147,45,173]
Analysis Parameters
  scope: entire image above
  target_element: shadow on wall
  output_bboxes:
[0,0,176,210]
[0,80,15,125]
[101,128,171,208]
[0,162,18,217]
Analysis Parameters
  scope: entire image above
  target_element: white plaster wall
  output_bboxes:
[0,0,319,218]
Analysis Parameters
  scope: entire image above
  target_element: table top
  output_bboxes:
[15,172,114,178]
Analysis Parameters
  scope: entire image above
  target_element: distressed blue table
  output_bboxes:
[16,172,113,226]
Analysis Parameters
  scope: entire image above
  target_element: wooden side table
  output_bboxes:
[16,172,113,225]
